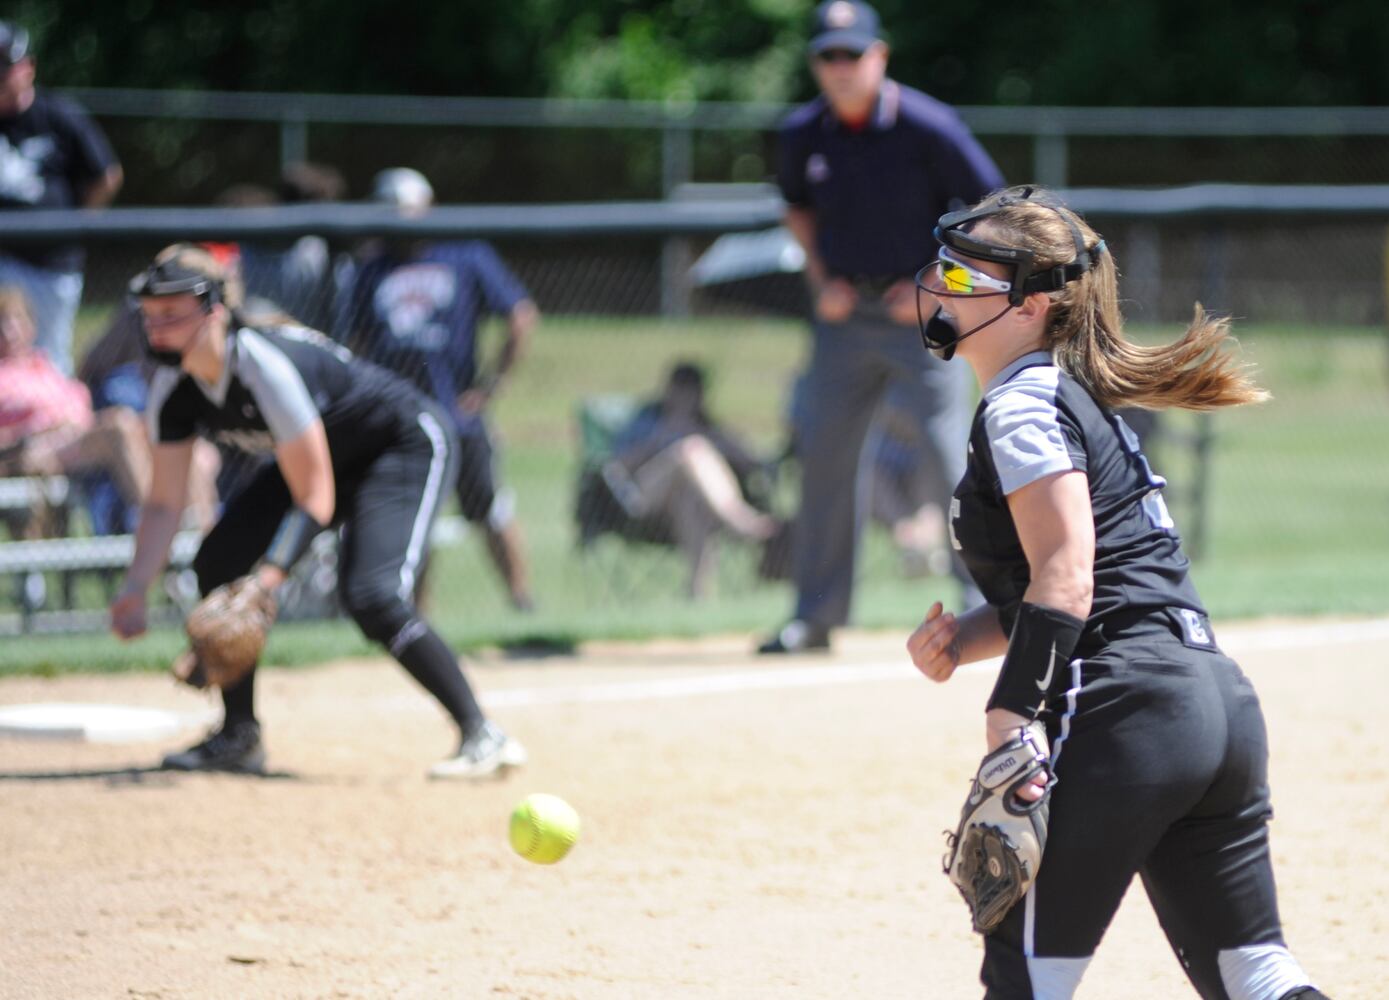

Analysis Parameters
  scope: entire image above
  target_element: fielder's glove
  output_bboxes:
[171,575,278,690]
[943,720,1053,934]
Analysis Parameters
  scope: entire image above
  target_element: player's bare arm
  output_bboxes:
[784,204,856,322]
[908,601,1006,682]
[988,468,1093,765]
[1007,468,1095,623]
[83,164,124,208]
[111,440,195,638]
[458,299,539,414]
[258,419,336,591]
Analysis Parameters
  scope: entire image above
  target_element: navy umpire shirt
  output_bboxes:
[777,79,1004,282]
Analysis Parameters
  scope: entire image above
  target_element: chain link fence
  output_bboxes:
[2,191,1388,641]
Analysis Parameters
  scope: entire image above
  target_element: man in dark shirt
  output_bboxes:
[0,21,123,374]
[346,168,540,611]
[759,0,1003,653]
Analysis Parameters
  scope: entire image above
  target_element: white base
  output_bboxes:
[0,702,215,744]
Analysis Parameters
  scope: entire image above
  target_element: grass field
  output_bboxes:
[2,317,1385,676]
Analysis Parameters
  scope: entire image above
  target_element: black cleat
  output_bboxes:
[757,619,832,655]
[162,721,266,773]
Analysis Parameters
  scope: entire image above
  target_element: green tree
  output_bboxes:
[8,0,1386,106]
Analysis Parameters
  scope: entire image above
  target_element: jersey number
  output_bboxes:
[1113,414,1176,533]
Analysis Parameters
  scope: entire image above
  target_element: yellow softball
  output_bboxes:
[508,793,580,864]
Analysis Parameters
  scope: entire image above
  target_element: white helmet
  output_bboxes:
[371,167,434,214]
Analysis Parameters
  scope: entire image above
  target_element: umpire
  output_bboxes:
[759,0,1003,653]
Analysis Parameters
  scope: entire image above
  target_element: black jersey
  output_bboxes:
[146,322,427,477]
[950,351,1205,637]
[0,91,120,272]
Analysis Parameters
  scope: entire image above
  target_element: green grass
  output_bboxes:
[2,317,1386,676]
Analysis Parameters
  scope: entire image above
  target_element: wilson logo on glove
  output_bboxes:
[943,721,1053,934]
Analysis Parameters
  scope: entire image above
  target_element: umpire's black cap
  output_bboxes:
[0,21,31,67]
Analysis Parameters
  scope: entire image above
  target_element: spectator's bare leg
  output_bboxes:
[668,487,720,598]
[49,407,152,509]
[482,521,534,611]
[186,441,222,532]
[637,436,777,542]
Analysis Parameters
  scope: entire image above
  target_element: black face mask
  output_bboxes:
[916,186,1106,361]
[144,344,186,368]
[135,297,214,368]
[918,300,1017,361]
[921,309,962,361]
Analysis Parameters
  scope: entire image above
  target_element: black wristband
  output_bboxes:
[987,602,1085,719]
[262,505,328,572]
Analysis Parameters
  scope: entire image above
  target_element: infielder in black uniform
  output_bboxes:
[906,188,1327,999]
[109,245,526,780]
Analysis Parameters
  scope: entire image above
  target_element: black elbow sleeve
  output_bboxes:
[262,505,328,573]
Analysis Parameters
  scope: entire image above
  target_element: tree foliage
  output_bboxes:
[7,0,1387,106]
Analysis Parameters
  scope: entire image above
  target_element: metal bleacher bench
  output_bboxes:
[0,471,204,633]
[0,475,471,635]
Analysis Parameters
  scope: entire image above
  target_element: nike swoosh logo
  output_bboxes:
[1035,641,1057,692]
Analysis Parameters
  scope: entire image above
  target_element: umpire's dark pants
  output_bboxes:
[794,303,976,628]
[192,409,458,691]
[982,613,1312,1000]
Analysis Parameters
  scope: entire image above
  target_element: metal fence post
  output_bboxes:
[660,122,694,318]
[280,114,308,174]
[1033,130,1069,188]
[1186,222,1230,561]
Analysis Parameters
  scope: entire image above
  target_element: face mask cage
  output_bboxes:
[127,264,222,308]
[933,187,1105,307]
[128,261,224,365]
[915,188,1107,359]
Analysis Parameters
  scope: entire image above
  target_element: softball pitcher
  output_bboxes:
[907,187,1328,1000]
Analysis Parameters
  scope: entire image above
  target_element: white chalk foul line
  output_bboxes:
[476,616,1389,712]
[482,662,911,709]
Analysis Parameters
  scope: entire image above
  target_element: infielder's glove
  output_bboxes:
[171,575,277,690]
[943,720,1053,934]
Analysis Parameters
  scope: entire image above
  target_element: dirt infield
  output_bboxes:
[3,618,1385,999]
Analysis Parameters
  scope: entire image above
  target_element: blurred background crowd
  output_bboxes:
[0,0,1386,660]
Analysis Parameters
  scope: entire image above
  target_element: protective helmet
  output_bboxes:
[934,187,1104,309]
[128,243,243,309]
[128,244,241,366]
[916,186,1105,360]
[371,167,434,214]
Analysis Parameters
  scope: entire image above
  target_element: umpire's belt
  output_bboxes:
[1076,605,1220,657]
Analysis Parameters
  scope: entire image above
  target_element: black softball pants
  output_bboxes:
[191,410,485,737]
[981,614,1316,1000]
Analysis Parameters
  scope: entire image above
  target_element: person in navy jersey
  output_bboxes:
[759,0,1003,654]
[907,187,1328,1000]
[346,168,539,611]
[110,244,527,780]
[0,21,123,374]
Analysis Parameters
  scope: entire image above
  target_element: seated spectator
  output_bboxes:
[596,361,779,598]
[0,284,149,534]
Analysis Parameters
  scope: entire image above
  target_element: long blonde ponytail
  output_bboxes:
[975,189,1268,411]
